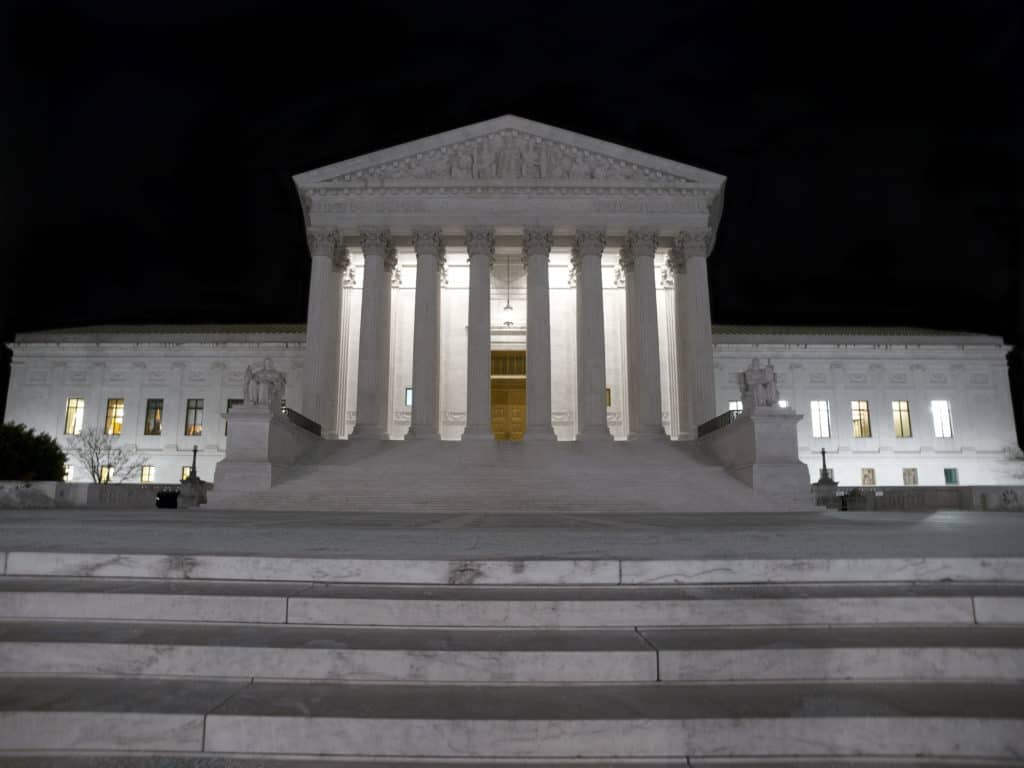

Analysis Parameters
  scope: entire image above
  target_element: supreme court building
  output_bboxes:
[5,116,1021,489]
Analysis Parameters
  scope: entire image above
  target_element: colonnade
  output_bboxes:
[303,226,715,441]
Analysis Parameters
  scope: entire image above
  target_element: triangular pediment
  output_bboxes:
[294,115,724,189]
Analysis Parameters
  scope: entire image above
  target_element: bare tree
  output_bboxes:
[65,428,148,483]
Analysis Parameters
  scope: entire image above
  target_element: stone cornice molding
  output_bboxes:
[679,227,711,258]
[522,228,554,266]
[619,229,657,272]
[412,228,446,268]
[571,228,606,269]
[306,228,340,259]
[464,227,496,268]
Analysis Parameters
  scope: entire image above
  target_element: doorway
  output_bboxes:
[491,351,526,440]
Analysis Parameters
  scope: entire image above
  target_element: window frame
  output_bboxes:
[104,398,125,436]
[809,400,831,438]
[140,465,155,483]
[851,400,872,438]
[144,399,164,436]
[99,465,114,484]
[184,398,204,436]
[902,467,919,486]
[64,397,85,435]
[860,467,876,486]
[944,467,959,486]
[891,400,912,438]
[931,399,954,438]
[728,400,743,414]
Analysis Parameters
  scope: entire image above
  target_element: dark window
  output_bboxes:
[144,399,164,436]
[185,398,204,436]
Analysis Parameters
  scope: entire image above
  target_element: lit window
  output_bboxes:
[181,466,192,481]
[851,400,872,438]
[777,399,789,409]
[64,398,85,435]
[810,400,831,438]
[861,467,876,486]
[184,399,204,436]
[144,399,163,436]
[225,398,243,435]
[728,400,743,413]
[931,400,953,438]
[140,466,155,483]
[104,398,125,436]
[99,465,114,484]
[902,468,918,486]
[891,400,912,438]
[405,387,413,407]
[944,467,959,485]
[63,463,74,482]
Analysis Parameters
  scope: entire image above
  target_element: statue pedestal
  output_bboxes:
[699,406,811,505]
[211,404,320,493]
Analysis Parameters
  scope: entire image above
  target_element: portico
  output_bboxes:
[296,115,725,443]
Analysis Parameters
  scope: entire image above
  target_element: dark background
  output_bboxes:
[2,1,1021,446]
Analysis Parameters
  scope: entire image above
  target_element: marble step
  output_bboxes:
[1,760,1019,768]
[2,578,1022,627]
[2,677,1023,758]
[0,621,1022,683]
[6,551,1024,584]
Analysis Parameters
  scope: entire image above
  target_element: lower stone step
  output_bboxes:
[0,622,1021,683]
[0,759,1020,768]
[1,678,1023,759]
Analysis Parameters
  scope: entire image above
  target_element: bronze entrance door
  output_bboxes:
[490,351,526,440]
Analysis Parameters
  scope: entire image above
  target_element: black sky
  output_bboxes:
[2,1,1022,442]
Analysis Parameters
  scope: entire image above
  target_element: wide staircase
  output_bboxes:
[1,549,1023,764]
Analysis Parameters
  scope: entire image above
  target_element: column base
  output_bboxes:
[404,427,440,441]
[576,428,613,442]
[522,426,557,442]
[348,425,390,441]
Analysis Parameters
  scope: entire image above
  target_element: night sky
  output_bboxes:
[2,1,1021,443]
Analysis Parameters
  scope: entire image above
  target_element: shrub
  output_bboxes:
[0,422,67,481]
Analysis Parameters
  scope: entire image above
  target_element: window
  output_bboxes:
[931,400,953,438]
[728,400,743,414]
[225,398,243,435]
[891,400,912,438]
[861,468,876,486]
[902,468,918,486]
[777,399,789,409]
[405,387,413,407]
[63,463,74,482]
[99,465,114,484]
[606,388,612,408]
[104,398,125,436]
[181,466,192,481]
[140,466,155,483]
[944,468,959,486]
[144,399,163,436]
[810,400,831,438]
[184,398,204,436]
[851,400,872,438]
[64,397,85,435]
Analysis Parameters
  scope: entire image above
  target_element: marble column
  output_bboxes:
[682,228,716,426]
[573,228,612,441]
[620,230,666,439]
[302,228,345,437]
[462,227,495,440]
[523,228,556,441]
[351,227,395,440]
[667,237,692,439]
[406,229,445,440]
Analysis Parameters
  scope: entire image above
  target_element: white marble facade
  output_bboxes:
[3,116,1020,487]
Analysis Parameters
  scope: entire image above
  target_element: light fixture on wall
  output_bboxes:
[503,255,515,327]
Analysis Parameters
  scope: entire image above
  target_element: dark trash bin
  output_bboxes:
[155,490,179,509]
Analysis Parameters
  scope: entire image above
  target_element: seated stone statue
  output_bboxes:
[243,358,287,412]
[740,357,780,411]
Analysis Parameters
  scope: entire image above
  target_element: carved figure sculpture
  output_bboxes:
[740,358,780,411]
[243,358,287,411]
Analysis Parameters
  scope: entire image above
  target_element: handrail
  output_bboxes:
[697,409,739,438]
[281,407,322,437]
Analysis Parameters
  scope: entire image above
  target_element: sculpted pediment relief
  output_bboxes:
[317,129,699,187]
[296,117,724,192]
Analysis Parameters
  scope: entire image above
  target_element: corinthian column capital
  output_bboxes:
[619,229,657,272]
[679,227,711,258]
[413,228,446,268]
[307,227,340,257]
[522,227,553,266]
[465,227,495,267]
[571,228,606,269]
[667,237,687,274]
[359,227,392,257]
